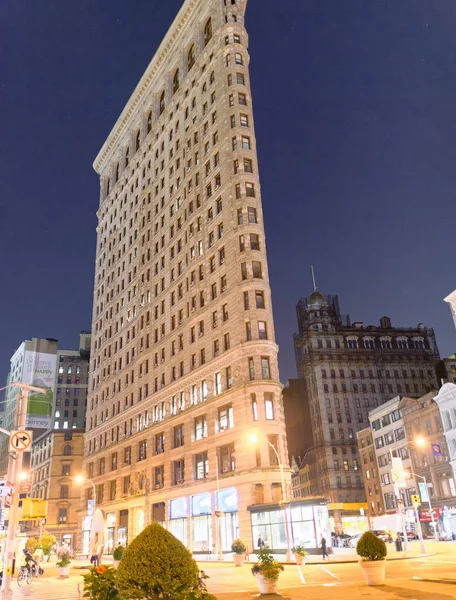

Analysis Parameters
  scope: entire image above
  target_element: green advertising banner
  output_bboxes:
[26,388,52,429]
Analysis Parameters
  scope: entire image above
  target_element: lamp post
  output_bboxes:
[214,453,224,560]
[390,437,427,553]
[250,434,292,562]
[75,475,96,511]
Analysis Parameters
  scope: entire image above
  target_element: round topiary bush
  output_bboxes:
[231,539,246,554]
[116,522,216,600]
[356,531,387,561]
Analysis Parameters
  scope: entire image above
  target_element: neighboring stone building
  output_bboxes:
[0,334,91,475]
[81,0,291,555]
[29,429,84,547]
[54,332,91,431]
[357,426,384,518]
[293,289,440,531]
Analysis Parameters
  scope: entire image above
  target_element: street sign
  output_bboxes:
[19,481,32,495]
[9,430,33,453]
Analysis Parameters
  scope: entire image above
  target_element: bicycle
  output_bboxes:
[17,566,32,587]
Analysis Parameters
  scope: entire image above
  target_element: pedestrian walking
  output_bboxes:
[320,534,328,561]
[257,535,265,549]
[90,533,100,567]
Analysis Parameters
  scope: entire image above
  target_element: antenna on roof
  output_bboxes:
[311,265,317,291]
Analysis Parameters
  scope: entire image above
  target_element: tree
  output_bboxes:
[39,533,56,556]
[116,523,216,600]
[25,537,39,553]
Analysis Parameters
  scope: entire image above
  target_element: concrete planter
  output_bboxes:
[294,553,306,565]
[359,559,386,586]
[255,574,278,595]
[59,566,70,578]
[233,553,244,567]
[113,560,121,569]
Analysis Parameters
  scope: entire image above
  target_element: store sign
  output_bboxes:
[419,509,441,522]
[169,497,187,519]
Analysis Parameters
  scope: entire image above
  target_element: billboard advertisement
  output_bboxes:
[22,351,56,428]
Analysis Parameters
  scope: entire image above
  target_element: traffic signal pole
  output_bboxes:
[1,383,44,598]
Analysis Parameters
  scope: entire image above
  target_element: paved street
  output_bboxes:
[7,542,456,599]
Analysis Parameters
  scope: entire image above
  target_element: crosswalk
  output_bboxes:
[12,575,84,599]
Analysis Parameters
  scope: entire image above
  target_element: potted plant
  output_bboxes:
[356,531,387,586]
[251,546,284,594]
[112,545,125,568]
[292,544,307,565]
[56,552,71,578]
[231,539,246,567]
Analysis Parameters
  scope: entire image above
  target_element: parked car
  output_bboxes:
[397,531,418,542]
[371,530,393,543]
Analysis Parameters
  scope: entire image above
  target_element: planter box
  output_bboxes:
[113,560,120,569]
[59,566,70,578]
[255,573,278,595]
[233,553,244,567]
[294,553,306,565]
[359,560,386,586]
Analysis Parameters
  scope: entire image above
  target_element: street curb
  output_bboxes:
[196,553,435,566]
[413,576,456,585]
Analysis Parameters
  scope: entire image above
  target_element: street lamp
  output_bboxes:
[74,475,96,510]
[249,434,292,562]
[390,439,428,553]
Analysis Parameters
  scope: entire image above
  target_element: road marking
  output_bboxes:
[319,565,341,581]
[296,565,306,584]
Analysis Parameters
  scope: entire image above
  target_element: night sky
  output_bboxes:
[1,0,455,385]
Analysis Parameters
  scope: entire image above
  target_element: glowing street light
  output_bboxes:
[74,475,96,511]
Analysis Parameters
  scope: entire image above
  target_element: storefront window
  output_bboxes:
[169,497,188,546]
[251,509,286,550]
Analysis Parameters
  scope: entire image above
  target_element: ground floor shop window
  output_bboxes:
[169,497,188,546]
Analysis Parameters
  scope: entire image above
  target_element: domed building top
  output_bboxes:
[308,290,325,306]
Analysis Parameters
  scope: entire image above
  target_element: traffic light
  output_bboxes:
[411,494,421,507]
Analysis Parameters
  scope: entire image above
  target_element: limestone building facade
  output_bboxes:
[82,0,289,554]
[30,429,84,548]
[293,289,439,530]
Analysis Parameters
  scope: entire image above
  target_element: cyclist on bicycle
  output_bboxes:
[21,549,36,575]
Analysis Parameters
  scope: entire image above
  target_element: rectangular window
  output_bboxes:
[248,207,257,223]
[61,464,70,476]
[110,480,116,501]
[258,321,267,340]
[265,393,274,419]
[242,136,251,149]
[248,357,255,380]
[194,415,207,440]
[261,357,270,379]
[267,434,279,465]
[218,404,234,431]
[172,459,185,485]
[240,114,249,127]
[214,372,222,395]
[251,394,258,421]
[154,466,164,489]
[195,452,209,480]
[252,261,262,278]
[226,366,232,389]
[245,182,255,197]
[173,424,184,448]
[219,443,236,473]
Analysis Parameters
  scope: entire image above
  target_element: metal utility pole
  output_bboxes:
[1,383,45,598]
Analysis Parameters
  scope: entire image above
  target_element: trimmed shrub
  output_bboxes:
[356,531,387,561]
[112,545,125,561]
[231,539,246,554]
[116,522,216,600]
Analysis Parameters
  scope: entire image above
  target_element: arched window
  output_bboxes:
[135,130,141,151]
[204,18,213,47]
[188,45,195,71]
[147,112,152,134]
[346,337,358,349]
[115,163,119,182]
[125,146,130,167]
[173,69,180,94]
[159,91,165,115]
[63,444,72,456]
[397,337,409,350]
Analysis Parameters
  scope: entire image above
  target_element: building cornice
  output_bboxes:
[93,0,201,174]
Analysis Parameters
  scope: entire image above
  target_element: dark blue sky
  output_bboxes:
[1,0,455,383]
